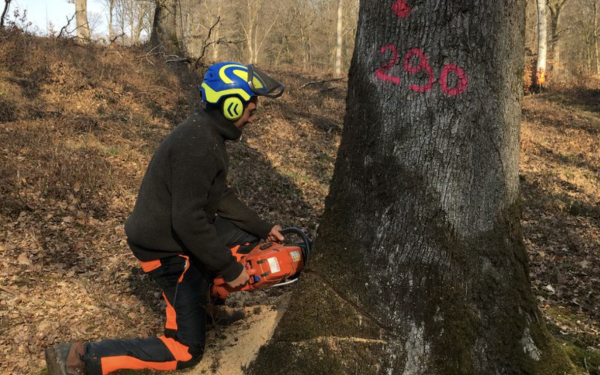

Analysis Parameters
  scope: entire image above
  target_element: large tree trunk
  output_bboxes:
[334,0,343,75]
[536,0,548,88]
[75,0,91,41]
[149,0,180,55]
[248,0,576,374]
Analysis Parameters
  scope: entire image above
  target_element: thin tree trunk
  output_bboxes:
[129,3,135,44]
[244,0,255,64]
[548,0,569,74]
[75,0,91,40]
[212,0,221,62]
[334,0,343,75]
[594,0,599,74]
[536,0,547,88]
[248,0,576,373]
[107,0,114,41]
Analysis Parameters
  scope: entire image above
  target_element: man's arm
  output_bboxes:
[217,187,275,239]
[170,151,242,282]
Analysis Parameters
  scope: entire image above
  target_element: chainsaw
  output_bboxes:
[211,227,311,299]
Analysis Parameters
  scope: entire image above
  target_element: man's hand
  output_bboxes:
[267,225,285,243]
[226,267,249,288]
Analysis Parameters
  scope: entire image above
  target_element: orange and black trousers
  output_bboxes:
[80,218,259,375]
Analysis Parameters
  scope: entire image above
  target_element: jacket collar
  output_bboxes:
[201,108,242,141]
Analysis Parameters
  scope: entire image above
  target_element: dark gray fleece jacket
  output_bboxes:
[125,109,273,282]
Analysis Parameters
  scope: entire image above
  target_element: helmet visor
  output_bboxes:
[247,65,285,98]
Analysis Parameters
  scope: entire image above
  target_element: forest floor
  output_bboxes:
[0,31,598,375]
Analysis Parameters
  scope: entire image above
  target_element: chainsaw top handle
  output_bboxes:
[280,227,311,264]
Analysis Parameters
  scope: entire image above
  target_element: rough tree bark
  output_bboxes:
[248,0,576,374]
[75,0,91,40]
[334,0,343,75]
[536,0,548,88]
[150,0,180,55]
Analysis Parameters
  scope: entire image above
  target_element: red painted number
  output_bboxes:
[376,44,401,85]
[375,45,469,96]
[403,48,434,93]
[440,64,468,96]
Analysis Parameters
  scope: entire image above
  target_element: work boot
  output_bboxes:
[45,342,86,375]
[207,305,246,326]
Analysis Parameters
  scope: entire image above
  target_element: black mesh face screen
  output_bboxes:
[247,65,285,98]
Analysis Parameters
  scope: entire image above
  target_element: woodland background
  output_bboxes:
[0,0,599,374]
[7,0,598,85]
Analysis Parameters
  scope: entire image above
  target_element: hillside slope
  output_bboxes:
[0,30,598,374]
[0,30,343,375]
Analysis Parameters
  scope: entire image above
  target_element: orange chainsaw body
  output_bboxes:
[211,241,306,299]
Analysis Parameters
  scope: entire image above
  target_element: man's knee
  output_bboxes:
[177,344,204,369]
[159,336,204,369]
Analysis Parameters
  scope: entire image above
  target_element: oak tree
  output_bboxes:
[249,0,576,373]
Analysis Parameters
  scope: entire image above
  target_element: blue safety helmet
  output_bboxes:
[200,62,284,106]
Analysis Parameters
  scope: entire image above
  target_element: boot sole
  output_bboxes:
[45,344,71,375]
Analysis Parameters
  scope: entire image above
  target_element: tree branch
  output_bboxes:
[58,13,76,38]
[300,78,344,89]
[194,16,220,70]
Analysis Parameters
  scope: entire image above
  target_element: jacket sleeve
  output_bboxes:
[218,187,274,239]
[170,148,243,282]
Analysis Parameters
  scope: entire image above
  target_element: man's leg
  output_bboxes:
[82,255,207,375]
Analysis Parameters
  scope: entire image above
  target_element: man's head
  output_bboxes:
[199,62,284,127]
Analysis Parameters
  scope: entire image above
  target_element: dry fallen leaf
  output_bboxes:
[17,253,32,266]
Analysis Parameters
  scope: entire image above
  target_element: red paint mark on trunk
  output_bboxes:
[440,65,468,96]
[392,0,411,19]
[403,48,434,92]
[376,44,401,85]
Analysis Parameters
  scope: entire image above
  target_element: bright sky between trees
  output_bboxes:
[9,0,107,37]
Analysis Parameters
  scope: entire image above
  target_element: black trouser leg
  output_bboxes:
[83,255,207,375]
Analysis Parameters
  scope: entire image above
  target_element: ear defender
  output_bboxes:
[222,97,244,121]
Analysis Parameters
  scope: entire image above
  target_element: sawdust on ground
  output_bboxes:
[191,293,290,375]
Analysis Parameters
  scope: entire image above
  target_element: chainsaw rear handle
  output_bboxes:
[280,227,311,263]
[213,266,256,286]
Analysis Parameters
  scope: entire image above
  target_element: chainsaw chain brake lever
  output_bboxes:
[280,227,311,264]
